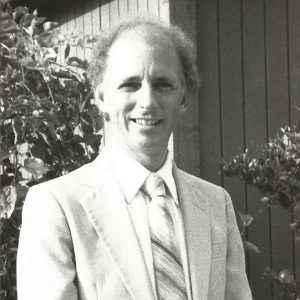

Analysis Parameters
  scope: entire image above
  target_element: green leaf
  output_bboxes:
[19,13,34,27]
[67,56,83,67]
[35,16,47,26]
[260,196,270,204]
[278,269,294,284]
[13,6,29,20]
[52,70,76,80]
[77,38,84,48]
[0,186,17,219]
[0,145,9,162]
[290,220,300,231]
[0,18,15,29]
[80,111,93,125]
[64,43,70,59]
[43,47,57,61]
[1,55,21,68]
[37,31,53,47]
[0,12,10,22]
[85,35,98,44]
[16,184,29,199]
[43,21,59,32]
[81,122,93,135]
[238,212,254,228]
[243,240,260,254]
[0,22,18,34]
[278,191,291,209]
[30,142,46,161]
[0,174,14,186]
[0,0,11,10]
[23,157,49,179]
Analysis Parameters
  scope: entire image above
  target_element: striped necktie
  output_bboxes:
[143,173,188,300]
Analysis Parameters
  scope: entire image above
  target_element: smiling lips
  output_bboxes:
[131,118,162,126]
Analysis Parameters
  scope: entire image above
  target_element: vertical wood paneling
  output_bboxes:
[91,0,101,34]
[55,1,67,64]
[83,1,93,60]
[83,1,93,35]
[100,0,110,30]
[148,0,159,16]
[137,0,148,12]
[242,0,271,298]
[128,0,138,17]
[289,0,300,126]
[288,0,300,281]
[218,0,247,214]
[65,1,77,60]
[196,0,222,184]
[74,0,85,60]
[158,0,170,22]
[265,0,294,280]
[109,0,119,27]
[171,0,196,38]
[118,0,129,19]
[170,0,200,176]
[193,0,299,298]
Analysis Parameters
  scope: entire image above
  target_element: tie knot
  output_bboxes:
[143,173,166,199]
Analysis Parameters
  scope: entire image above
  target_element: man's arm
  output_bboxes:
[222,188,253,300]
[17,186,78,300]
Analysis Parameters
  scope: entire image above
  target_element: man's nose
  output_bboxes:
[135,83,157,109]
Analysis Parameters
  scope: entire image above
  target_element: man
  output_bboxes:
[17,19,252,299]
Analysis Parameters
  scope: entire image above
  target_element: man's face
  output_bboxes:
[98,28,187,157]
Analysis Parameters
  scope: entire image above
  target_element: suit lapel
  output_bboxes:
[79,153,155,300]
[173,167,211,300]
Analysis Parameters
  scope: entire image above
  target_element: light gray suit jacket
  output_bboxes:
[17,150,252,300]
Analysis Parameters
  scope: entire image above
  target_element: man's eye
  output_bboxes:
[152,82,174,90]
[119,82,141,91]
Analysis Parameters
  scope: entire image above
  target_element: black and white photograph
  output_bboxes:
[0,0,299,299]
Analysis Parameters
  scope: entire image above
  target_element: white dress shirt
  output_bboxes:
[107,145,192,300]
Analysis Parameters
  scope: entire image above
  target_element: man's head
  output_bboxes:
[89,18,199,94]
[89,18,199,169]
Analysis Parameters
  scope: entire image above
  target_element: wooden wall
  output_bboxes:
[194,0,300,299]
[16,0,299,299]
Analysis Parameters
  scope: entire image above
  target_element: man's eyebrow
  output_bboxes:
[152,76,174,82]
[120,76,141,82]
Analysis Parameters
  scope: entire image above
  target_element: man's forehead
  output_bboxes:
[110,25,175,53]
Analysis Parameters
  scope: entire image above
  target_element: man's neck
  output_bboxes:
[131,149,167,172]
[105,141,168,172]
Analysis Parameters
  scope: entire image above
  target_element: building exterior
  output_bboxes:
[13,0,300,299]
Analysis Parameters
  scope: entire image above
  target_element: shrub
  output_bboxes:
[222,125,300,299]
[0,2,101,298]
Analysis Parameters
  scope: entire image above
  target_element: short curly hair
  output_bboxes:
[88,17,200,94]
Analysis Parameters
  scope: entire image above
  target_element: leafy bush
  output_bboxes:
[0,1,101,298]
[222,125,300,299]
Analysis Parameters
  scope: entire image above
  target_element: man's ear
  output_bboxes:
[94,85,108,113]
[180,96,188,113]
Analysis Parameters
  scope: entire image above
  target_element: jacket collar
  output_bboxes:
[173,165,211,299]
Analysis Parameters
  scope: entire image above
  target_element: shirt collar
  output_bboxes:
[156,153,178,205]
[106,144,178,205]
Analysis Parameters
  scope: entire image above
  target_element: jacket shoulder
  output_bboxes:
[176,168,227,196]
[26,160,99,209]
[175,167,232,218]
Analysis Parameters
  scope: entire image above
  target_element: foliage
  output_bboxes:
[0,1,101,298]
[222,126,300,299]
[263,268,300,300]
[237,211,260,254]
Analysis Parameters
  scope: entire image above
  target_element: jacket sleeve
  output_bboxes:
[17,185,78,300]
[222,188,253,300]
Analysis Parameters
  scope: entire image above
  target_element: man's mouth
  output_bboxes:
[131,118,162,126]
